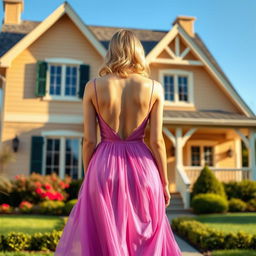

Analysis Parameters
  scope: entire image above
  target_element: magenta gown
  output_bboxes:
[54,78,182,256]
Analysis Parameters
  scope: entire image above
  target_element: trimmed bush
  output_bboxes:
[172,216,256,252]
[0,230,62,251]
[64,199,78,215]
[247,198,256,212]
[5,232,31,251]
[191,193,228,214]
[29,230,62,251]
[228,198,247,212]
[38,200,65,215]
[223,180,256,202]
[191,165,226,200]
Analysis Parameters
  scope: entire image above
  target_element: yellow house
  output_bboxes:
[0,0,256,209]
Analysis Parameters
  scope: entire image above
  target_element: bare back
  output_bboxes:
[93,74,156,141]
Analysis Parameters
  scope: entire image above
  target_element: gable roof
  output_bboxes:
[0,2,254,117]
[0,2,107,66]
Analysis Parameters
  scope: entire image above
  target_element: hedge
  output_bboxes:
[0,230,62,252]
[172,216,256,252]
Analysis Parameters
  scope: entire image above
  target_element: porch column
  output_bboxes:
[249,128,256,180]
[175,127,183,169]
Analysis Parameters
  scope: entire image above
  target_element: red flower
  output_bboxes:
[44,183,52,190]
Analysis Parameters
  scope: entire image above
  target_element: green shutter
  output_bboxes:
[35,61,47,96]
[79,64,90,98]
[30,136,44,174]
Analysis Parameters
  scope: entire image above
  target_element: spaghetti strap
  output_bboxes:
[93,78,100,114]
[148,79,154,114]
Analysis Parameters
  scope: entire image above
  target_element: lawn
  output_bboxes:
[211,249,256,256]
[194,212,256,235]
[0,214,64,234]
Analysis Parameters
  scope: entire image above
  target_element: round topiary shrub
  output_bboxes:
[191,193,228,214]
[38,200,65,215]
[64,199,78,215]
[228,198,247,212]
[191,165,226,200]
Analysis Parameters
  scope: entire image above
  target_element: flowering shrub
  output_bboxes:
[10,172,71,206]
[19,201,33,213]
[0,203,12,213]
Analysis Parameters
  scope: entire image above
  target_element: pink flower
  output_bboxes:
[34,181,42,188]
[1,203,10,209]
[19,201,33,209]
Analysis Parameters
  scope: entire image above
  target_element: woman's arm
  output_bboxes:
[82,80,98,176]
[148,81,169,187]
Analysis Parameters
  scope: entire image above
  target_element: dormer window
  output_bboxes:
[160,69,194,106]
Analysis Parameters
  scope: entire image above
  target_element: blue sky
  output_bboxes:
[1,0,256,114]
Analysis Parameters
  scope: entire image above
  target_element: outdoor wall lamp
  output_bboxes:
[12,135,20,152]
[227,148,233,158]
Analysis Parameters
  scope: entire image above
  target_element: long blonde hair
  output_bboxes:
[98,29,150,78]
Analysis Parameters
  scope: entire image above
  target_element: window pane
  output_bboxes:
[45,138,60,175]
[65,66,78,96]
[191,146,200,166]
[164,75,174,101]
[178,76,188,102]
[65,138,79,179]
[204,146,213,166]
[49,65,62,96]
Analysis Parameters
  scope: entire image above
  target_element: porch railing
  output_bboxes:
[176,165,191,209]
[184,166,251,185]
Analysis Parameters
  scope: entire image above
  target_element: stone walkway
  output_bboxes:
[167,212,204,256]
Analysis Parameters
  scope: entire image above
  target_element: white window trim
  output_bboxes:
[186,140,216,167]
[43,58,83,102]
[159,69,194,106]
[41,130,83,179]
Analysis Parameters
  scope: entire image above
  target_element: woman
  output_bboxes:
[55,29,182,256]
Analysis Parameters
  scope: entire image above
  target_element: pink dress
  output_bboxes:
[54,78,182,256]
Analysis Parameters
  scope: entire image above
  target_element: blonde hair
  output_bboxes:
[98,29,150,78]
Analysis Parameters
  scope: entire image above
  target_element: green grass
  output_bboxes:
[194,212,256,235]
[0,253,53,256]
[0,214,64,234]
[212,249,256,256]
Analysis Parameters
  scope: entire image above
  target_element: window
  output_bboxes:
[48,63,79,98]
[164,75,174,101]
[190,145,214,166]
[178,76,188,101]
[159,69,194,105]
[204,146,213,166]
[191,146,200,166]
[43,135,82,179]
[65,138,79,179]
[45,138,60,175]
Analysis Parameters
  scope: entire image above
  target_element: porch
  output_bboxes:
[162,110,256,209]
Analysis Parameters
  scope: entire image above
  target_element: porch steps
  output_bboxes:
[165,192,193,213]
